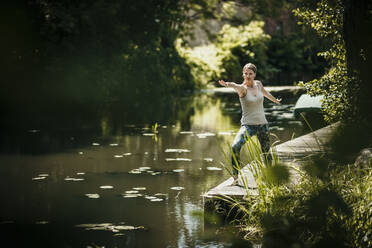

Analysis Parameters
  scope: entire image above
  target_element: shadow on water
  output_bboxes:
[0,93,195,154]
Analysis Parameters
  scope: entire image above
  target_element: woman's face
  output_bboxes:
[243,68,256,81]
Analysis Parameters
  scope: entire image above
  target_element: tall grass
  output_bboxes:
[216,127,371,248]
[216,132,291,236]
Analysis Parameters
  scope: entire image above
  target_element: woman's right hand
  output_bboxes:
[218,80,227,87]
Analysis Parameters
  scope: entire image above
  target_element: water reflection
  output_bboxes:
[0,93,307,247]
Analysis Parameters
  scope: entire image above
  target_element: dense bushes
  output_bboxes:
[293,0,351,123]
[294,0,372,124]
[177,8,327,86]
[220,142,371,248]
[241,158,372,248]
[1,0,194,116]
[176,21,270,86]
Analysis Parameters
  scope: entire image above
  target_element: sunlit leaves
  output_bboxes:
[176,21,269,85]
[294,0,355,123]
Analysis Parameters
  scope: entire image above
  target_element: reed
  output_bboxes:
[217,127,371,247]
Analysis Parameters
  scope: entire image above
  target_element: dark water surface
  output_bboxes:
[0,93,308,247]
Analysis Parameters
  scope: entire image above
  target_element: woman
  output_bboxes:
[218,63,281,185]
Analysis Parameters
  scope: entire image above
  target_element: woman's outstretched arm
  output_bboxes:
[218,80,245,97]
[256,81,282,104]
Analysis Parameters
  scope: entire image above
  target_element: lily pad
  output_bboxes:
[281,113,295,119]
[270,126,284,131]
[92,143,100,146]
[139,167,151,171]
[109,143,119,146]
[165,158,192,162]
[154,193,168,197]
[64,177,85,182]
[76,172,85,175]
[125,190,139,194]
[172,169,185,173]
[114,155,123,158]
[32,177,47,181]
[144,196,157,200]
[75,223,145,232]
[288,121,302,125]
[196,132,215,139]
[133,187,146,191]
[129,169,141,174]
[179,131,193,134]
[170,187,184,191]
[100,185,114,189]
[38,174,49,177]
[150,198,164,202]
[122,194,142,198]
[203,158,213,162]
[85,194,100,199]
[142,133,155,136]
[206,167,223,171]
[114,225,145,231]
[165,149,191,153]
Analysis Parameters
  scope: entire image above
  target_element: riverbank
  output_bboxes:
[203,122,371,247]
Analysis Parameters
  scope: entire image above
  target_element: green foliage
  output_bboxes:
[228,156,372,247]
[2,0,196,115]
[293,0,356,123]
[266,29,327,84]
[177,21,270,86]
[218,126,371,247]
[217,22,271,83]
[176,0,328,86]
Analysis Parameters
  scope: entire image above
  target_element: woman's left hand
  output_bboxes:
[218,80,227,87]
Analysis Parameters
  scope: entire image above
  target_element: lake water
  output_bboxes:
[0,92,309,247]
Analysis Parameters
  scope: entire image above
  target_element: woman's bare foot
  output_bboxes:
[230,175,240,186]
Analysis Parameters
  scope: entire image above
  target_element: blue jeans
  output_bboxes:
[231,124,271,175]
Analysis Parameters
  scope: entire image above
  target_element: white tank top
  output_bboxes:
[239,82,268,125]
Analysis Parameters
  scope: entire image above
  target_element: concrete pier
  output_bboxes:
[203,123,338,216]
[275,123,338,160]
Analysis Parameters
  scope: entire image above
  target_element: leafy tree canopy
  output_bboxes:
[294,0,372,124]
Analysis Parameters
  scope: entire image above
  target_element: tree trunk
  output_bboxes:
[342,0,372,121]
